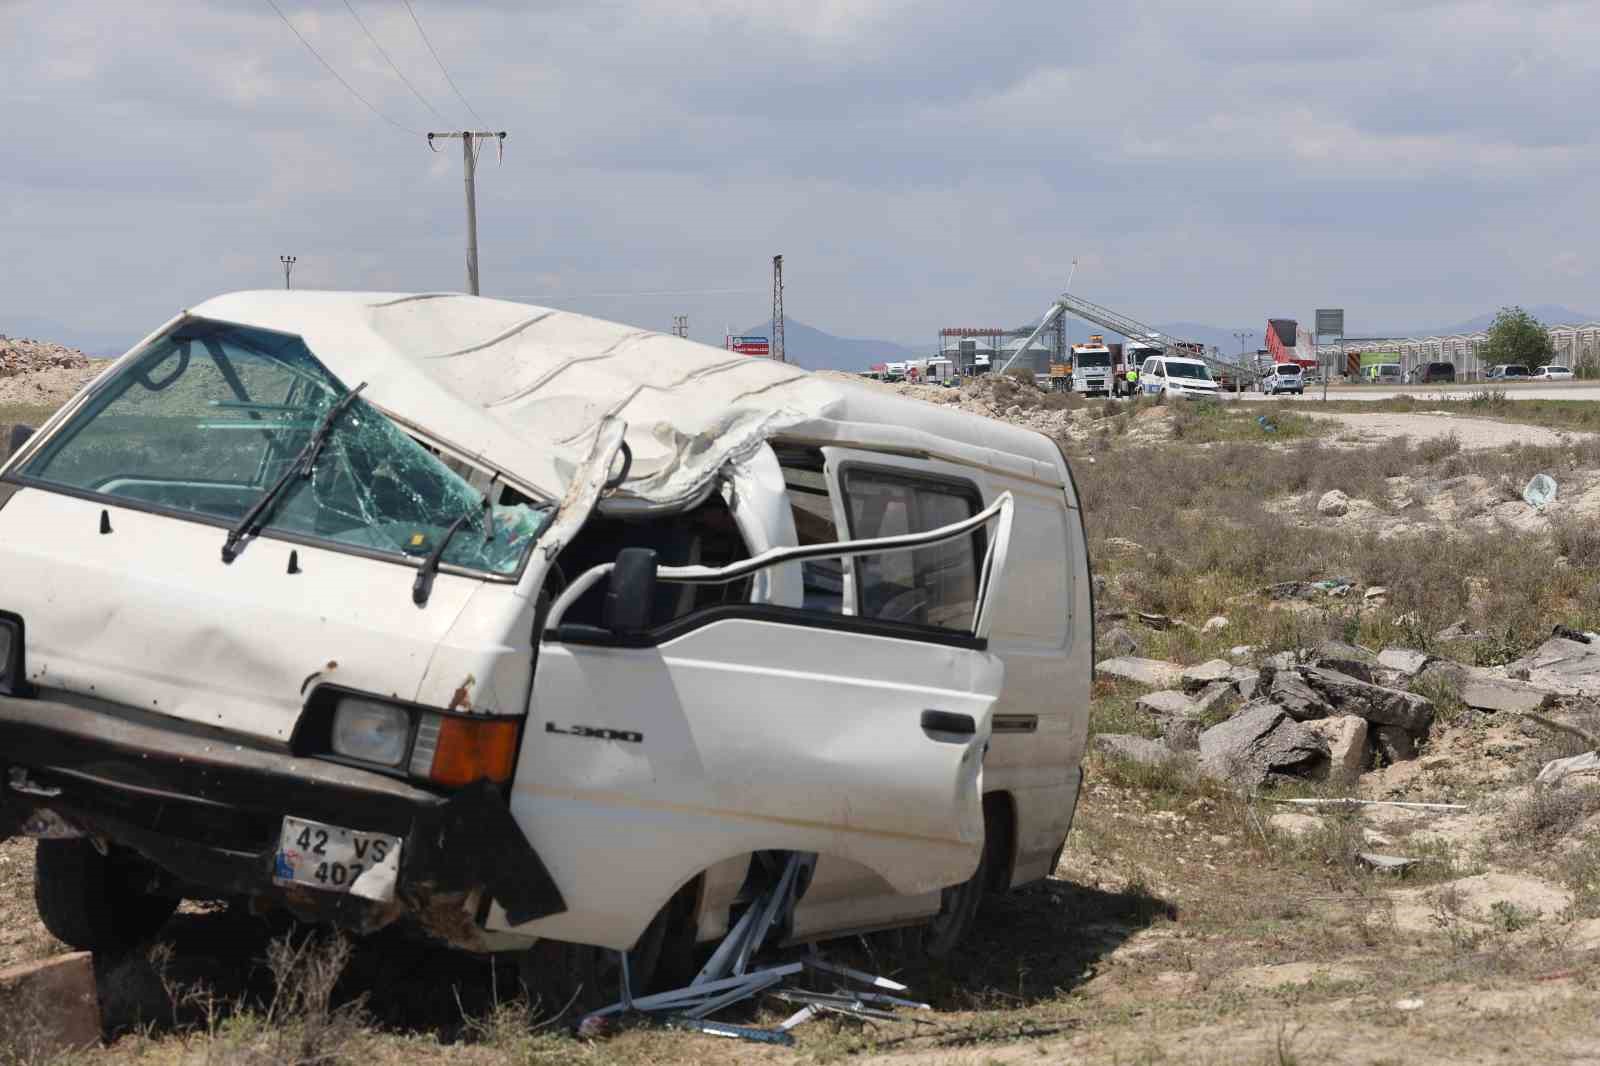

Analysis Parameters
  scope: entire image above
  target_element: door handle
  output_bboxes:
[921,709,976,738]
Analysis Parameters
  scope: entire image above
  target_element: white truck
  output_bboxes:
[1069,334,1114,396]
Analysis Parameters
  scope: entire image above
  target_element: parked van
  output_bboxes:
[0,292,1091,1002]
[1139,355,1221,399]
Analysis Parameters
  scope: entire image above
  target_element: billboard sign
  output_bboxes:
[729,336,770,357]
[1315,308,1344,336]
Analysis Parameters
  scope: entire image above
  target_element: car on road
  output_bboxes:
[1407,362,1456,384]
[1533,365,1574,381]
[1139,355,1222,399]
[1488,364,1531,381]
[1259,363,1305,395]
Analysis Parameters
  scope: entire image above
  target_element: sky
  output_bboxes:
[2,0,1596,353]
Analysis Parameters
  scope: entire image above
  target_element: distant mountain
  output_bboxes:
[1429,305,1600,335]
[738,317,921,371]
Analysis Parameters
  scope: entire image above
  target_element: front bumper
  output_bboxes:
[0,691,564,936]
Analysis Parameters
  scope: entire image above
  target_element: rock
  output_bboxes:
[1231,667,1262,701]
[1092,574,1108,599]
[1202,615,1230,633]
[1100,625,1140,658]
[1268,669,1334,721]
[1102,537,1145,556]
[1299,666,1435,734]
[1267,812,1322,838]
[1374,725,1418,762]
[0,952,101,1055]
[1305,715,1369,785]
[1435,619,1481,642]
[1229,645,1256,662]
[1136,690,1199,718]
[1317,490,1350,517]
[1191,681,1235,718]
[1312,640,1378,682]
[1536,751,1600,786]
[1096,656,1185,689]
[1093,734,1175,766]
[1138,611,1172,631]
[1507,637,1600,698]
[1164,718,1203,753]
[1199,703,1329,786]
[1180,659,1235,691]
[1358,852,1418,874]
[1418,659,1469,693]
[1457,675,1556,715]
[1364,586,1389,601]
[1377,648,1432,678]
[1262,650,1300,673]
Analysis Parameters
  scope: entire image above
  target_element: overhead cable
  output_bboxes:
[265,0,422,136]
[400,0,487,126]
[341,0,449,124]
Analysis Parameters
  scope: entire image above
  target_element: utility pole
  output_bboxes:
[671,314,688,338]
[771,254,785,363]
[1231,329,1252,357]
[280,255,297,290]
[426,131,507,295]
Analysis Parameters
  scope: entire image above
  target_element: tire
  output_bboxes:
[517,903,671,1020]
[919,802,1005,960]
[34,839,178,953]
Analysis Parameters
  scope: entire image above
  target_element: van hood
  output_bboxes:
[0,487,536,743]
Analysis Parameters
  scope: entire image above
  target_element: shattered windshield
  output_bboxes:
[18,319,550,577]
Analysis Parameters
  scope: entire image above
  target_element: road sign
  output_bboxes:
[1316,309,1344,335]
[729,336,770,356]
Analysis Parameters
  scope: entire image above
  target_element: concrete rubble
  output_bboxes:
[1092,734,1175,766]
[1198,704,1328,786]
[1508,635,1600,698]
[1096,656,1186,689]
[0,951,101,1055]
[0,335,91,377]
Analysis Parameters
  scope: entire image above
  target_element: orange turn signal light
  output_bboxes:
[426,716,520,788]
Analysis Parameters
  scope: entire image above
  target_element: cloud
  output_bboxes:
[1,0,1596,351]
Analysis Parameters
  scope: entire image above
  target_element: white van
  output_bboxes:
[0,292,1090,1003]
[1261,363,1305,395]
[1139,355,1221,399]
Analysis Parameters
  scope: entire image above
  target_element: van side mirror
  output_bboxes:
[604,548,658,636]
[7,424,35,456]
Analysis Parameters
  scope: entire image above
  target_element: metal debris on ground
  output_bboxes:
[1266,798,1470,812]
[578,852,932,1045]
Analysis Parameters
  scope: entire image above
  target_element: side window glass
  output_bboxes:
[841,468,983,630]
[781,464,847,614]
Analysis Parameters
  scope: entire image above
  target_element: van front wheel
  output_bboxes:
[517,905,670,1022]
[34,839,178,953]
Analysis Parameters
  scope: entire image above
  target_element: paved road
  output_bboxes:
[1231,382,1600,403]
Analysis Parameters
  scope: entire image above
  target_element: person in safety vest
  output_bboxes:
[1125,367,1139,397]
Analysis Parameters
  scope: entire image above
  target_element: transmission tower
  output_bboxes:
[280,255,297,290]
[671,314,688,338]
[771,254,785,363]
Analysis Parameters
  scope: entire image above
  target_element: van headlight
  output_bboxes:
[331,697,411,767]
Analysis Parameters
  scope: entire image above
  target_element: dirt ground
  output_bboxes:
[1305,409,1592,450]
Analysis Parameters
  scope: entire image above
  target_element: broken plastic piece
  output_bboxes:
[1523,473,1557,510]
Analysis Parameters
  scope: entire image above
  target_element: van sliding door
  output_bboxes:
[493,489,1015,953]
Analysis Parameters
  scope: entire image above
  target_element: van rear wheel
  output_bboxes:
[34,838,178,953]
[919,802,1005,959]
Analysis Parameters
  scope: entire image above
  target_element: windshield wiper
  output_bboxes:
[220,382,368,564]
[412,496,492,607]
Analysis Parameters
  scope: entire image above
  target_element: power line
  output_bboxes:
[400,0,486,126]
[341,0,448,124]
[264,0,422,136]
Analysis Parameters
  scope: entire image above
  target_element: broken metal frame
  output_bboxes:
[578,850,929,1044]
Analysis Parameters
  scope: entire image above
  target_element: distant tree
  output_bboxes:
[1481,306,1555,367]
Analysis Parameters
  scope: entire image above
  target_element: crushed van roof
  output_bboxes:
[180,291,1070,509]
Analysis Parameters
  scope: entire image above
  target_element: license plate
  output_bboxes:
[273,816,403,901]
